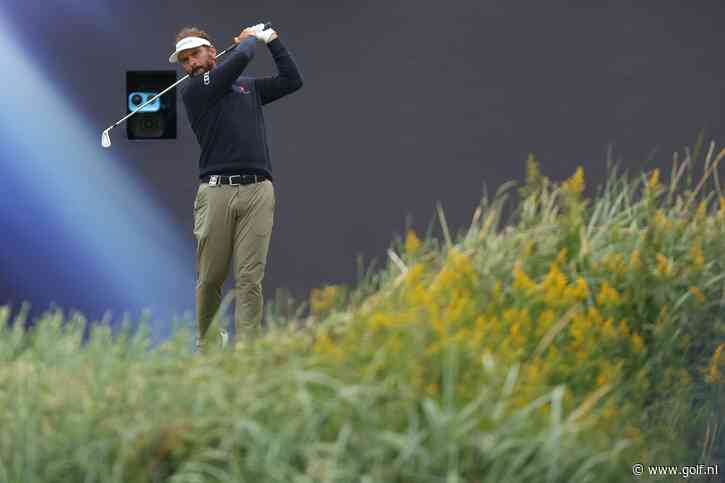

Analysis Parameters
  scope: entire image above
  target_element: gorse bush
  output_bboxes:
[1,140,723,482]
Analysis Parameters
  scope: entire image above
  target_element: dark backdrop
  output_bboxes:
[1,1,723,335]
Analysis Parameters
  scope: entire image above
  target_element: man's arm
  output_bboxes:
[208,35,257,89]
[254,36,303,105]
[186,36,256,99]
[182,34,257,125]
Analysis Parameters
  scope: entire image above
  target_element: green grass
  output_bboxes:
[1,138,723,482]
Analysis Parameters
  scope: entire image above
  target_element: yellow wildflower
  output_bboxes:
[569,313,588,348]
[452,328,470,344]
[555,248,568,266]
[542,263,568,304]
[443,290,471,323]
[602,252,627,275]
[617,319,631,338]
[596,281,622,306]
[706,344,724,384]
[405,263,425,286]
[430,266,455,296]
[601,401,618,422]
[629,249,641,272]
[564,167,585,194]
[387,335,402,353]
[587,306,603,323]
[449,248,475,277]
[512,262,537,293]
[431,248,476,296]
[574,348,588,368]
[690,242,705,270]
[690,287,705,304]
[647,168,660,189]
[655,254,673,278]
[469,316,487,349]
[526,363,542,384]
[595,373,606,387]
[313,332,343,360]
[696,200,707,220]
[369,313,399,331]
[623,425,642,441]
[540,309,556,325]
[539,308,556,326]
[631,334,645,354]
[431,317,447,337]
[426,383,439,395]
[425,342,442,355]
[655,306,669,328]
[535,309,557,338]
[602,318,617,339]
[310,285,341,315]
[474,316,487,332]
[596,360,622,386]
[504,308,529,349]
[410,284,432,306]
[679,368,693,386]
[654,210,673,231]
[404,229,421,256]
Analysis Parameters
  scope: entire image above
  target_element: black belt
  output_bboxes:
[201,174,269,186]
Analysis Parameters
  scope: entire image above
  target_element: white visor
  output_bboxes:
[169,36,213,63]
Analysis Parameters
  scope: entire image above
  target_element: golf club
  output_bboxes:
[101,22,273,149]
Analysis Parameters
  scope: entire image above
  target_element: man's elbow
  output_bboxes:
[242,48,255,64]
[290,76,303,92]
[238,41,256,63]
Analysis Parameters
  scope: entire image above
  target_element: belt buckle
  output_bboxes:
[209,175,219,186]
[228,175,241,186]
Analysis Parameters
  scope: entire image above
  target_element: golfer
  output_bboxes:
[169,24,303,352]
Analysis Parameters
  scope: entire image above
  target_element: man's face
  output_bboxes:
[178,45,217,76]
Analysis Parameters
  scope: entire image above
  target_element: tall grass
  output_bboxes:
[1,140,723,482]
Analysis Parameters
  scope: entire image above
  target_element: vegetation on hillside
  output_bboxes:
[1,140,723,482]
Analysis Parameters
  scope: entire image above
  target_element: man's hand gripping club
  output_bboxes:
[234,23,278,45]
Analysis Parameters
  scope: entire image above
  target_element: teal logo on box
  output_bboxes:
[128,92,160,113]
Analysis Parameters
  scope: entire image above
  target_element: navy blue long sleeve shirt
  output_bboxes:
[180,36,303,181]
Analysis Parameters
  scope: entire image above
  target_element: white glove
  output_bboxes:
[255,28,277,44]
[249,23,266,33]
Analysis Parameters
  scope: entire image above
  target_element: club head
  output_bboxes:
[101,129,111,148]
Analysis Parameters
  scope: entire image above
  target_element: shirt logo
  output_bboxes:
[203,72,210,85]
[236,85,251,94]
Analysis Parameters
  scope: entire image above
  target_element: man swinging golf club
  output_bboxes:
[169,23,303,353]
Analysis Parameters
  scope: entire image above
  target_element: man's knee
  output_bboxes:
[197,275,226,292]
[234,266,265,289]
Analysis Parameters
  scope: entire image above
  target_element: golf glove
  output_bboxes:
[246,23,276,43]
[255,28,276,44]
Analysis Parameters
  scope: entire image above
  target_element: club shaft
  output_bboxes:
[110,74,189,129]
[104,22,270,133]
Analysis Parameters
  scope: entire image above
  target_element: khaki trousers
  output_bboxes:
[193,179,275,352]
